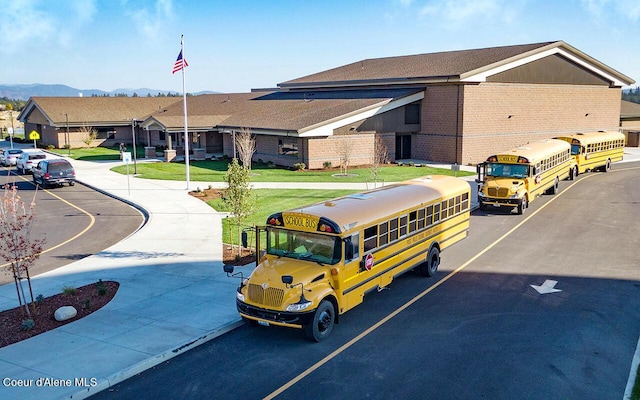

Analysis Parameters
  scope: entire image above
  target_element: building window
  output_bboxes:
[279,139,299,156]
[159,131,166,141]
[404,103,420,125]
[96,128,115,140]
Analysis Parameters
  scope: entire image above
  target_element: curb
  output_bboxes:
[66,319,244,400]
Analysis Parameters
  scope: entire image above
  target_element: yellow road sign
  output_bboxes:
[29,130,40,140]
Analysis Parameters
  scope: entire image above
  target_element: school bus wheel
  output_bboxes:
[570,165,578,180]
[603,159,611,172]
[303,300,336,342]
[517,196,528,215]
[418,246,440,277]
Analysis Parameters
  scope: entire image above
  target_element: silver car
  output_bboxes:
[16,150,47,174]
[1,149,24,166]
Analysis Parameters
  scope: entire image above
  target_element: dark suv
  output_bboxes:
[32,159,76,188]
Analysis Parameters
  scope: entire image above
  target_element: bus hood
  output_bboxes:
[251,257,330,288]
[485,177,524,191]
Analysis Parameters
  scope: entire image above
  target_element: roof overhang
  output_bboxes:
[298,90,425,137]
[461,41,635,87]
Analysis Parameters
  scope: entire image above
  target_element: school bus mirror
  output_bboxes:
[282,275,293,285]
[223,264,234,274]
[241,231,248,248]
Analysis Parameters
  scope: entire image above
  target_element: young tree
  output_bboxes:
[333,134,355,176]
[222,158,255,256]
[80,124,98,147]
[370,135,389,187]
[235,127,256,171]
[0,184,46,319]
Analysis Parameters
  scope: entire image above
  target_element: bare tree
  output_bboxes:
[370,135,389,186]
[235,127,256,171]
[80,124,98,147]
[0,184,46,319]
[333,134,355,176]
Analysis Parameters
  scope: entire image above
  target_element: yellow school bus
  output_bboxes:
[224,175,471,341]
[477,139,575,215]
[555,130,625,177]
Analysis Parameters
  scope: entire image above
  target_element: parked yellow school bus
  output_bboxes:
[224,175,471,341]
[555,130,625,177]
[477,139,575,215]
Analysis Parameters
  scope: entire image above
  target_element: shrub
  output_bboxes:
[293,162,306,171]
[22,319,35,330]
[62,285,77,295]
[35,294,45,304]
[323,161,332,169]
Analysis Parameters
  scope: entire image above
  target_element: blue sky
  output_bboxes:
[1,0,639,94]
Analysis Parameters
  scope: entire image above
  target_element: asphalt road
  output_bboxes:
[89,161,640,400]
[0,166,144,285]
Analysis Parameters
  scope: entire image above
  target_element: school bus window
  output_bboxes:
[455,196,461,213]
[345,233,360,261]
[409,211,417,232]
[426,205,433,226]
[379,221,389,246]
[462,192,469,210]
[399,215,408,237]
[417,208,426,229]
[364,226,378,252]
[433,203,441,223]
[389,218,399,241]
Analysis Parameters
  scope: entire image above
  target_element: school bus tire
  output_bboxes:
[570,165,578,180]
[419,246,440,277]
[546,177,559,195]
[517,196,527,215]
[303,300,335,342]
[604,159,611,172]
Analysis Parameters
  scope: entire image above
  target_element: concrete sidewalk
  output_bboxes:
[2,148,636,400]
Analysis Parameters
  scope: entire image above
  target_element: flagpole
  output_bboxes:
[181,34,191,190]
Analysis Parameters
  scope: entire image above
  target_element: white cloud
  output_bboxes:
[581,0,640,22]
[122,0,175,42]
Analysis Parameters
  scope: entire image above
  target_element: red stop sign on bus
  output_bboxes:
[364,253,374,271]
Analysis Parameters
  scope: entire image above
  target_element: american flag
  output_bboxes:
[172,50,188,74]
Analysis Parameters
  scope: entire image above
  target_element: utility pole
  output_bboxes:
[9,110,14,149]
[65,113,70,155]
[131,119,138,174]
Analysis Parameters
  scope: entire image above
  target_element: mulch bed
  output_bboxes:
[0,280,119,348]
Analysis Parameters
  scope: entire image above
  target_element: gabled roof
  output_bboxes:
[621,100,640,118]
[18,97,180,126]
[142,89,424,136]
[280,41,635,89]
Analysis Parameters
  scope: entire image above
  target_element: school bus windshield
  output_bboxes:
[486,163,529,178]
[266,227,341,265]
[570,144,581,155]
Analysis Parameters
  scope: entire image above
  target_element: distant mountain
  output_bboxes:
[0,84,218,100]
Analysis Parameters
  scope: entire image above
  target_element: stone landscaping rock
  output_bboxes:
[54,306,77,321]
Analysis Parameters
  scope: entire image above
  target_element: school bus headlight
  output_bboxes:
[286,301,312,312]
[236,290,245,302]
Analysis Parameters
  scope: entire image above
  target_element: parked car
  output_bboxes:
[32,159,76,188]
[16,149,47,174]
[1,149,24,166]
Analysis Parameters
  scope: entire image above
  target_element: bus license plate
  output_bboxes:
[258,320,270,326]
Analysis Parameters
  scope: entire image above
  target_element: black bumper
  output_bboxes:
[237,300,315,326]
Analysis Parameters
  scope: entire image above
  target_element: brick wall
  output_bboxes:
[417,83,622,164]
[307,133,375,169]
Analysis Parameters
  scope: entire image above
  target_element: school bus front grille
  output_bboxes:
[487,188,509,198]
[248,284,284,307]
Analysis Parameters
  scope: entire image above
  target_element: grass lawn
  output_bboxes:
[54,145,144,161]
[109,159,474,183]
[208,188,358,248]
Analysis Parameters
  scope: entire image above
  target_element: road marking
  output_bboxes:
[264,172,618,399]
[0,176,96,269]
[531,279,562,294]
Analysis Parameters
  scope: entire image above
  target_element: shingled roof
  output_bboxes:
[144,89,422,134]
[19,97,180,126]
[621,100,640,118]
[280,41,634,89]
